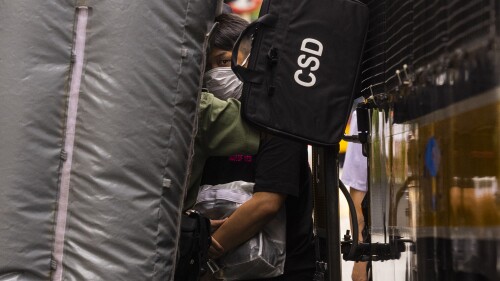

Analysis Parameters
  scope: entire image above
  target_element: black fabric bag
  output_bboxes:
[174,211,211,281]
[232,0,369,146]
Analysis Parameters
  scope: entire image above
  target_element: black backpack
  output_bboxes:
[174,211,211,281]
[232,0,369,146]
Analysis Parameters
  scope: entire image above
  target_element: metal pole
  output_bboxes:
[323,145,342,281]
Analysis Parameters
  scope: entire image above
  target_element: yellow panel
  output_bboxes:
[416,96,500,228]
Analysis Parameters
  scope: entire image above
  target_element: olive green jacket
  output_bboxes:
[183,92,259,210]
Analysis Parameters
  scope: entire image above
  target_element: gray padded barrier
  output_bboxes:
[0,0,218,280]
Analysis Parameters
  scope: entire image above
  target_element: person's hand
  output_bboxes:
[351,261,368,281]
[210,218,227,232]
[209,236,225,259]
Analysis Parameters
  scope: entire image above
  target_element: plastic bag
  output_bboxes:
[194,181,286,280]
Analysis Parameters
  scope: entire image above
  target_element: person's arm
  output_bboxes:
[350,188,366,242]
[209,191,286,258]
[209,136,303,258]
[350,188,367,281]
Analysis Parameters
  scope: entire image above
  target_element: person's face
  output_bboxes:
[206,47,247,71]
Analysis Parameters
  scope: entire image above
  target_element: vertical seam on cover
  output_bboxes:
[51,6,89,281]
[152,0,192,278]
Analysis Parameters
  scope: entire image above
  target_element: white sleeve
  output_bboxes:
[340,111,368,192]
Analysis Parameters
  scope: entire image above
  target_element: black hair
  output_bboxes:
[209,13,249,52]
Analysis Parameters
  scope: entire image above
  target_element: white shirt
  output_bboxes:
[340,111,368,192]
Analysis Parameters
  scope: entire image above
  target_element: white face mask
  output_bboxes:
[203,67,243,100]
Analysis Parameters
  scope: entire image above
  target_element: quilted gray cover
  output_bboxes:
[0,0,218,280]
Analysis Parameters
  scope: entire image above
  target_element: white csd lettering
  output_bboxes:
[294,38,323,87]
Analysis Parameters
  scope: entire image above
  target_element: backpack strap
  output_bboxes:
[231,14,278,84]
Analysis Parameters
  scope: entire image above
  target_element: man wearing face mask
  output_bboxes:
[203,14,250,100]
[183,13,255,212]
[178,12,263,281]
[200,13,256,191]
